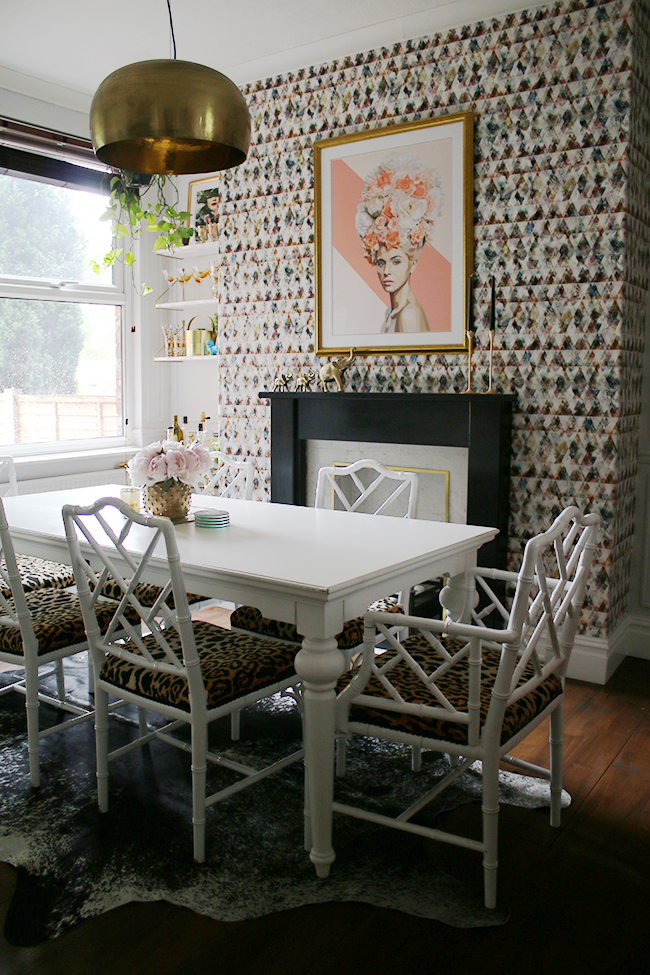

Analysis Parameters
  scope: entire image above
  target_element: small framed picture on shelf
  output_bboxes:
[187,177,220,243]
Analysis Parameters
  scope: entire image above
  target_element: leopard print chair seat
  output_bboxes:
[0,555,75,597]
[100,622,298,712]
[336,635,563,747]
[99,575,205,609]
[0,588,140,658]
[230,598,404,652]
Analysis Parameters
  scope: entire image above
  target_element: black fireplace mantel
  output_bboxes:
[258,391,516,569]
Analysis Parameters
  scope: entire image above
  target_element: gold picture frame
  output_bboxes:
[314,110,474,355]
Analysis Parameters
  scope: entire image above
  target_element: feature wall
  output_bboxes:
[208,0,650,643]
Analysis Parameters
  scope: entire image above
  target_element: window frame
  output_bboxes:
[0,134,133,460]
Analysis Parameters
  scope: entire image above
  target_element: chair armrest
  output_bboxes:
[365,609,519,646]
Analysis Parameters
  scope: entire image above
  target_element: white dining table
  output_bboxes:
[2,484,498,877]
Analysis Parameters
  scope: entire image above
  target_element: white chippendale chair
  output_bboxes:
[63,496,304,862]
[231,458,419,653]
[333,506,599,909]
[199,451,255,500]
[228,458,419,746]
[0,498,137,787]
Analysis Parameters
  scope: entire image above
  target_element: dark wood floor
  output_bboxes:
[1,655,649,975]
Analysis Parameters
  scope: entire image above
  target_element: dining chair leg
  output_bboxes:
[481,750,500,909]
[55,658,66,702]
[87,651,94,695]
[95,685,110,812]
[191,720,207,863]
[24,655,40,788]
[230,709,241,741]
[138,708,148,736]
[549,705,564,827]
[411,744,422,772]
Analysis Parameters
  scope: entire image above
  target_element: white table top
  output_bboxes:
[2,484,498,637]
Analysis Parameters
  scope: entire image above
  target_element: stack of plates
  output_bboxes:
[193,509,230,529]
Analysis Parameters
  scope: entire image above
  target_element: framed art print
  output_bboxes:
[187,177,220,237]
[314,110,473,355]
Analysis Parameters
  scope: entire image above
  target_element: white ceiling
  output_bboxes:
[1,0,532,110]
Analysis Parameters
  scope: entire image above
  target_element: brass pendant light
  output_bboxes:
[89,2,250,175]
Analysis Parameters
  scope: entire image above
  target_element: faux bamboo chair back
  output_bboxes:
[63,498,205,711]
[200,451,254,500]
[335,505,599,909]
[315,458,418,519]
[316,458,419,632]
[0,457,19,497]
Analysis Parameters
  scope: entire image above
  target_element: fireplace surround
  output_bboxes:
[259,392,515,571]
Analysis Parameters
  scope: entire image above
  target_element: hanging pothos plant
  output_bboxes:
[90,171,193,295]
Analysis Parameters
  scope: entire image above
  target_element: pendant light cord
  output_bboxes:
[166,0,177,59]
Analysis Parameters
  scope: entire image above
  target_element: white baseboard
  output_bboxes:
[621,613,650,661]
[567,626,626,684]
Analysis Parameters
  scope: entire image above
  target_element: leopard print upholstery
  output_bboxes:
[99,621,298,712]
[0,555,75,597]
[337,635,563,747]
[0,589,139,658]
[99,576,205,608]
[230,602,404,651]
[367,596,402,613]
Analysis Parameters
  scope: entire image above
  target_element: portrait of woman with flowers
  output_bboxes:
[356,151,444,334]
[314,110,472,355]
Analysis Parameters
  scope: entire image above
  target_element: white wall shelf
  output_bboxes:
[160,241,220,261]
[154,353,217,363]
[155,298,218,311]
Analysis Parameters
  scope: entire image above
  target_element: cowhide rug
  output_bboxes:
[0,657,569,946]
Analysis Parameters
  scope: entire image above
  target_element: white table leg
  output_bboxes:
[295,635,346,878]
[440,569,478,623]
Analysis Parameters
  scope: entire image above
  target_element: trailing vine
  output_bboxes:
[90,172,193,294]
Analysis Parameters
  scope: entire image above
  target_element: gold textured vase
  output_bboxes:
[143,481,192,521]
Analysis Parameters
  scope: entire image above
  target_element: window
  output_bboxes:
[0,131,126,453]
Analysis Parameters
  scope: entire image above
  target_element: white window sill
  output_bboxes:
[11,446,138,485]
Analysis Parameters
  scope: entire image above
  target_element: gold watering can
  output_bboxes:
[184,316,216,357]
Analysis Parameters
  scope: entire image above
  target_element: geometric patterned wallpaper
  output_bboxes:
[214,0,650,640]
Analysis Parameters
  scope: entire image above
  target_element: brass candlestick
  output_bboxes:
[463,332,474,393]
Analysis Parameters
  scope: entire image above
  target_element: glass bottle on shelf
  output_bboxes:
[173,415,183,442]
[182,416,192,444]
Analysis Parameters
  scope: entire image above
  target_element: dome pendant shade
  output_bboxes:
[89,60,251,175]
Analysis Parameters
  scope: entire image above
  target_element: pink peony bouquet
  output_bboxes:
[127,440,213,492]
